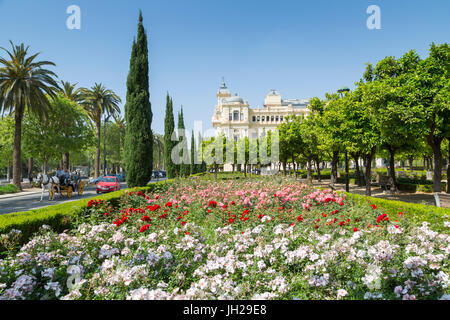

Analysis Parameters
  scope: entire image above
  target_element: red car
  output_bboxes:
[96,176,121,194]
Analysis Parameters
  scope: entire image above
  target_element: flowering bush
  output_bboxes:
[0,177,449,300]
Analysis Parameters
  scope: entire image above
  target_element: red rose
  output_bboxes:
[165,201,173,207]
[139,224,150,233]
[371,204,377,210]
[141,216,151,222]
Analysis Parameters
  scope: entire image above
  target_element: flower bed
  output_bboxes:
[0,177,449,300]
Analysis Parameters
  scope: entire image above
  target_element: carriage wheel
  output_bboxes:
[78,181,84,196]
[67,186,73,199]
[61,187,67,197]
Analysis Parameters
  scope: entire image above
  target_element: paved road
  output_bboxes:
[0,178,168,215]
[0,183,129,215]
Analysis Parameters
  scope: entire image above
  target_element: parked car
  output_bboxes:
[151,170,166,179]
[116,172,126,182]
[96,176,120,194]
[89,175,104,184]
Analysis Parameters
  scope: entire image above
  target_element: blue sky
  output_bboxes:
[0,0,449,134]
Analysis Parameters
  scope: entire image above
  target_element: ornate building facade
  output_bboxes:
[212,80,310,140]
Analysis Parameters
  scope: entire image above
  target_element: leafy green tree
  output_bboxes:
[403,43,450,193]
[0,115,14,181]
[23,95,94,174]
[123,11,153,187]
[164,94,176,178]
[0,41,59,189]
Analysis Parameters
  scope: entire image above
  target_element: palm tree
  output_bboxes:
[0,41,59,189]
[153,132,164,170]
[81,83,121,178]
[59,80,82,103]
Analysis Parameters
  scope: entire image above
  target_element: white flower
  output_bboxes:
[257,260,266,270]
[337,289,348,299]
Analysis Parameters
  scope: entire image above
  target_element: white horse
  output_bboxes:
[36,173,60,201]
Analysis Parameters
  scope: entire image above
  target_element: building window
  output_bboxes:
[275,116,279,122]
[271,115,274,122]
[252,116,256,122]
[280,116,284,122]
[229,113,232,121]
[257,116,260,121]
[233,111,239,121]
[262,116,265,122]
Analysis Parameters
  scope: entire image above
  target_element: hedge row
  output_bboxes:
[344,192,450,232]
[0,180,174,250]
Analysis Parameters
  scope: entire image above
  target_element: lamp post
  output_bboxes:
[103,112,112,176]
[337,86,350,192]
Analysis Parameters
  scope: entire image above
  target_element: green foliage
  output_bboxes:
[345,192,450,232]
[22,94,94,168]
[0,184,20,195]
[124,11,153,187]
[0,115,14,168]
[0,41,59,188]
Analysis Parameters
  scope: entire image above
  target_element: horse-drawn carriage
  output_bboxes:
[37,171,86,201]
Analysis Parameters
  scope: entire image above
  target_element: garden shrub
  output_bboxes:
[0,184,20,195]
[345,192,450,232]
[0,179,175,252]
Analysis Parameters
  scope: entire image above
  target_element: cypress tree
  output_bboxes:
[124,10,153,187]
[190,130,196,175]
[178,107,190,177]
[164,94,176,178]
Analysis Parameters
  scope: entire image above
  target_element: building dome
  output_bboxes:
[223,93,244,104]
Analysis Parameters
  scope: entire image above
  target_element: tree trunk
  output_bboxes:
[43,158,48,175]
[330,151,339,186]
[363,147,376,196]
[282,160,287,176]
[315,159,321,182]
[12,107,24,190]
[409,156,414,177]
[7,158,10,182]
[388,147,397,193]
[447,138,450,194]
[307,156,312,183]
[428,135,443,194]
[95,121,101,178]
[352,154,361,186]
[63,153,70,171]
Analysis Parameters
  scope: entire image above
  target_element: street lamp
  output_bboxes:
[103,112,112,176]
[337,86,350,192]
